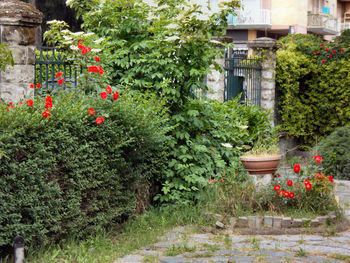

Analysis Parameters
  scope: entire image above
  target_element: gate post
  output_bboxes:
[247,37,277,125]
[0,0,43,103]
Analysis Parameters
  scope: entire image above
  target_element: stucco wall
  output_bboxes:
[271,0,308,28]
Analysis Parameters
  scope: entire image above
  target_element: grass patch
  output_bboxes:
[164,243,196,256]
[328,253,350,262]
[201,243,220,253]
[295,247,307,257]
[20,205,205,263]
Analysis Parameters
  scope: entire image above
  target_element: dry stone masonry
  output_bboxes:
[0,0,42,103]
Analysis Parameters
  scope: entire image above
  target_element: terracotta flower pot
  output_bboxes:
[239,155,282,175]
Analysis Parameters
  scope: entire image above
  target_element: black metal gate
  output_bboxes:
[224,48,262,106]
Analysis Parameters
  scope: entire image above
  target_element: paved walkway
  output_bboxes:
[115,180,350,263]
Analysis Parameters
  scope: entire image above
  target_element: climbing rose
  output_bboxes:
[287,180,293,186]
[36,83,41,88]
[26,99,33,107]
[98,66,104,75]
[275,173,281,178]
[332,50,336,54]
[45,96,53,109]
[55,72,63,78]
[30,84,34,88]
[325,48,329,52]
[315,50,319,55]
[327,176,334,183]
[283,191,290,197]
[96,116,104,125]
[88,108,95,116]
[100,92,107,99]
[329,54,333,58]
[77,41,84,49]
[293,164,301,173]
[57,78,64,85]
[289,192,295,198]
[113,91,119,101]
[42,110,50,118]
[321,60,326,64]
[313,155,322,163]
[278,190,284,196]
[321,43,324,47]
[94,56,100,62]
[209,179,214,183]
[305,183,312,190]
[106,85,112,94]
[341,49,344,52]
[274,185,281,191]
[304,179,310,184]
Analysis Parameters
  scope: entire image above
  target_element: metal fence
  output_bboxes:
[35,46,79,94]
[224,49,262,106]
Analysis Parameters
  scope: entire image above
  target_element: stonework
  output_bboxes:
[0,0,43,103]
[206,57,225,102]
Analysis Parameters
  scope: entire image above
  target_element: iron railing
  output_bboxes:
[228,9,271,25]
[307,13,338,32]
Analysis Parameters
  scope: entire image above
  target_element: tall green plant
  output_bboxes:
[0,43,14,72]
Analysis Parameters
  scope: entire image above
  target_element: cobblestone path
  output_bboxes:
[114,180,350,263]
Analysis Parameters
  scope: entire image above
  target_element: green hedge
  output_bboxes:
[0,90,170,253]
[315,126,350,179]
[276,34,350,148]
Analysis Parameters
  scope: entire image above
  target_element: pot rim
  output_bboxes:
[239,155,282,162]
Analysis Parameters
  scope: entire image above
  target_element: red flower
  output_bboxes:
[98,66,104,75]
[321,60,326,64]
[287,180,293,186]
[341,49,344,52]
[332,50,336,54]
[45,96,53,109]
[283,45,286,49]
[55,72,63,78]
[9,102,13,105]
[315,50,319,55]
[329,54,333,58]
[221,179,225,183]
[36,83,41,88]
[283,191,290,197]
[293,163,301,173]
[321,43,324,47]
[88,66,97,72]
[113,91,119,101]
[77,41,84,49]
[209,179,214,183]
[327,176,334,182]
[26,99,33,107]
[274,185,281,191]
[81,47,91,55]
[278,190,284,196]
[304,179,310,184]
[315,173,324,179]
[19,101,23,105]
[100,92,107,100]
[57,78,65,85]
[94,56,100,62]
[274,173,281,178]
[106,85,112,94]
[305,183,312,190]
[289,192,295,198]
[96,116,104,125]
[30,84,34,88]
[313,155,322,163]
[88,108,95,116]
[42,110,50,118]
[325,48,329,52]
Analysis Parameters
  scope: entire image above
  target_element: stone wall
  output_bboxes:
[0,0,42,103]
[206,57,225,102]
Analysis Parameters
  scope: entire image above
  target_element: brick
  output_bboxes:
[238,217,248,228]
[264,216,273,227]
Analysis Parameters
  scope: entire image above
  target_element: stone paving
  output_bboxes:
[114,180,350,263]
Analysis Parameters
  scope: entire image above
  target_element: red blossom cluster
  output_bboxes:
[274,182,295,199]
[56,71,65,85]
[77,41,91,55]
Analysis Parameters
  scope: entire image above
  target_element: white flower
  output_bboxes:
[210,40,222,45]
[94,38,105,44]
[66,0,74,5]
[164,36,180,42]
[84,32,95,37]
[63,35,72,40]
[70,45,79,51]
[165,23,179,30]
[238,125,248,130]
[71,32,84,36]
[47,20,62,24]
[221,143,233,148]
[91,49,102,53]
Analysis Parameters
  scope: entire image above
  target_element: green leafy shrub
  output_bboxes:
[0,90,170,253]
[276,34,350,148]
[314,126,350,179]
[0,43,14,72]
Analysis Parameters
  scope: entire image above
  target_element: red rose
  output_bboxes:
[304,179,310,184]
[106,85,112,94]
[327,176,334,182]
[45,96,52,104]
[30,84,34,88]
[321,43,324,47]
[332,50,336,54]
[209,179,214,183]
[321,60,326,64]
[293,163,301,173]
[42,110,50,118]
[77,41,84,49]
[315,50,319,55]
[113,91,119,101]
[221,179,225,183]
[57,78,65,85]
[289,192,295,198]
[313,155,322,163]
[278,190,284,196]
[88,66,97,72]
[287,180,293,186]
[305,183,312,190]
[94,56,100,62]
[274,185,281,191]
[274,173,281,178]
[100,92,107,99]
[88,108,95,116]
[325,48,329,52]
[315,173,324,179]
[36,83,41,88]
[283,191,290,197]
[329,54,333,58]
[98,66,104,75]
[55,72,63,78]
[96,116,104,125]
[45,96,53,109]
[341,49,344,52]
[26,99,33,107]
[81,47,91,55]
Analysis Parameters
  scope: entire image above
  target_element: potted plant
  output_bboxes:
[239,137,281,175]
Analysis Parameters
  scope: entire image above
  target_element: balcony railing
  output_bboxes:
[307,13,338,32]
[227,9,271,25]
[341,22,350,31]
